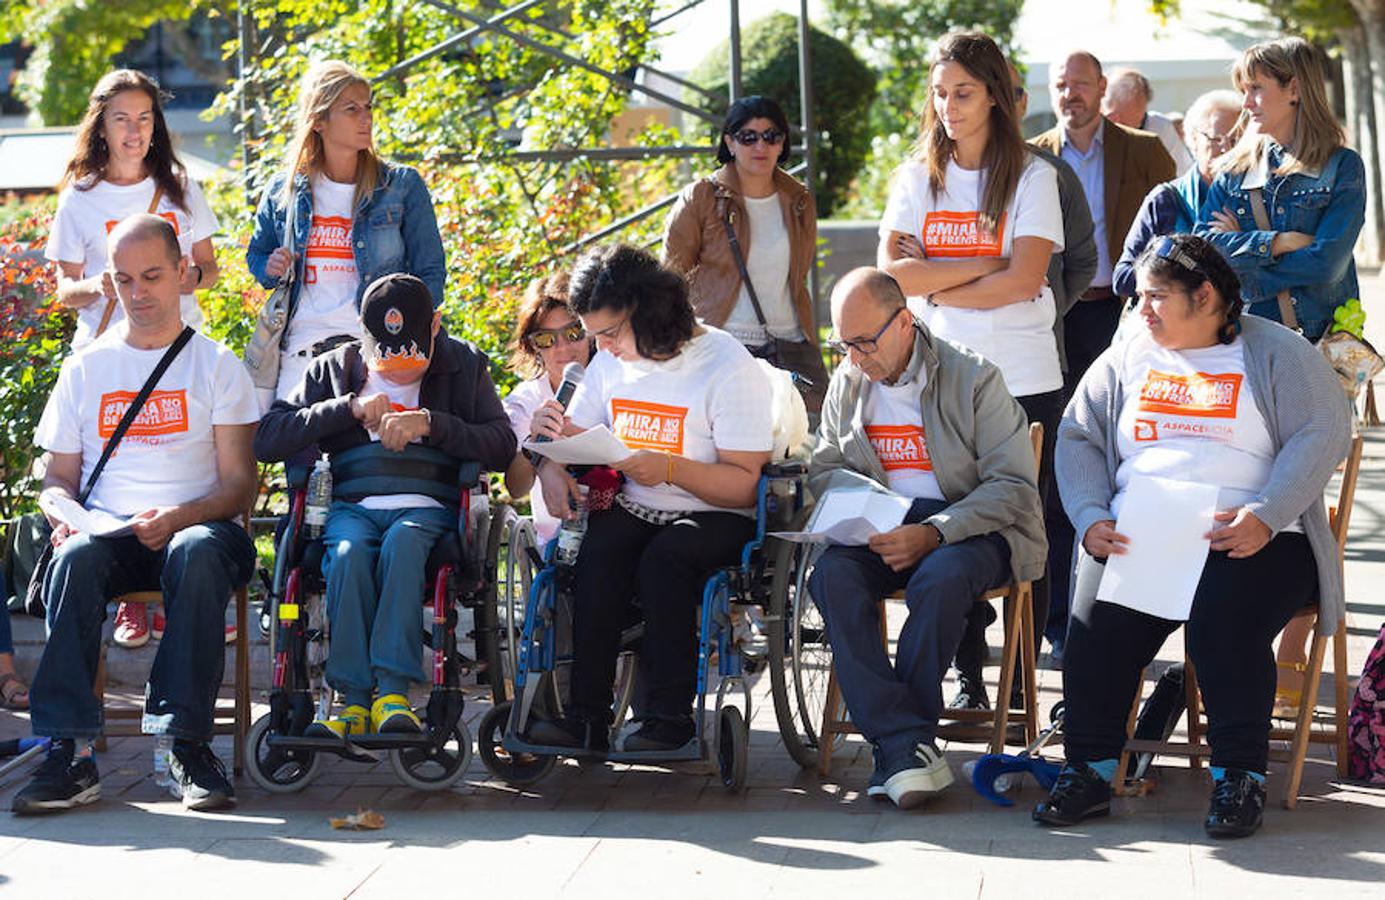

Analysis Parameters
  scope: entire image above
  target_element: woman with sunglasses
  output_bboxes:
[878,31,1065,707]
[1035,234,1349,838]
[502,272,593,543]
[525,244,773,754]
[662,95,827,416]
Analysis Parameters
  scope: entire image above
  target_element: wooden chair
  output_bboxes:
[94,512,254,776]
[1115,434,1363,809]
[817,422,1044,776]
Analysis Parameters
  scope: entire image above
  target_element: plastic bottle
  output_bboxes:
[153,734,173,787]
[304,456,332,539]
[554,485,590,567]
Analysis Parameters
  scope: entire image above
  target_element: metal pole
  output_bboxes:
[729,0,742,102]
[236,0,257,204]
[796,0,819,311]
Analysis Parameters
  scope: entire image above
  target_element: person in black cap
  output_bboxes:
[254,273,515,737]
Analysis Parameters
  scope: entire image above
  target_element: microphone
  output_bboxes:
[523,360,578,462]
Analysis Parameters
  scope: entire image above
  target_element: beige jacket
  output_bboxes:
[662,165,818,341]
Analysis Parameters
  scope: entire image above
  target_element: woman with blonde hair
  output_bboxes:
[1195,37,1365,342]
[247,59,445,412]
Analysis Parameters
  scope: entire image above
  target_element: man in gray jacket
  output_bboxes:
[806,268,1046,809]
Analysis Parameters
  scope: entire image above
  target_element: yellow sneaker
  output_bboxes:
[305,704,369,740]
[372,694,421,734]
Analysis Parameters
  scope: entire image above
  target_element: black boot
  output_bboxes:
[1033,762,1111,826]
[525,715,609,756]
[1204,770,1266,838]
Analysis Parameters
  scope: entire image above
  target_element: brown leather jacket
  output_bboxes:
[661,164,819,342]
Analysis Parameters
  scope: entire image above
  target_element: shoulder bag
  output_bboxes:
[243,190,298,390]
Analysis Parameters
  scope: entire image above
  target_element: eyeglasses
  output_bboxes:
[588,314,630,342]
[1194,128,1234,149]
[828,307,905,355]
[730,128,786,147]
[528,322,586,350]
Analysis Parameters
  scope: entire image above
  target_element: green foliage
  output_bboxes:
[688,13,877,217]
[1148,1,1353,43]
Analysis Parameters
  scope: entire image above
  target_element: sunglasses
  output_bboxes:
[527,323,586,350]
[730,128,786,147]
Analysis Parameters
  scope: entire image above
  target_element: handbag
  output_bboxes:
[243,192,298,390]
[25,326,196,617]
[1246,188,1385,399]
[720,205,828,414]
[94,186,165,339]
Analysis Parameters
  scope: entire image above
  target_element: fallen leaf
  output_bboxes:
[328,808,386,830]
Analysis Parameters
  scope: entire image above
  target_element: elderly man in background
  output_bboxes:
[1102,67,1196,176]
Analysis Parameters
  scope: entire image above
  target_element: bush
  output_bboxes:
[688,13,876,217]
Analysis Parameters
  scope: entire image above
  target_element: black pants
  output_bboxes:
[1062,533,1317,773]
[569,505,754,721]
[955,388,1063,678]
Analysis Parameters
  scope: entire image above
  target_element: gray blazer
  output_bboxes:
[1057,315,1352,631]
[1027,145,1098,373]
[808,321,1047,583]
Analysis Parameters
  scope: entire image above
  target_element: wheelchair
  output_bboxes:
[244,449,520,794]
[477,461,807,792]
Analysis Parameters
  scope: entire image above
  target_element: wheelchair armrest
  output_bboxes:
[762,460,805,479]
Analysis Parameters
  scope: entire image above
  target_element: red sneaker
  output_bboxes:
[113,601,150,649]
[151,610,236,644]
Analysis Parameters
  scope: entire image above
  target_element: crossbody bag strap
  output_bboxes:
[720,201,769,329]
[1246,187,1299,332]
[76,325,195,505]
[95,186,167,339]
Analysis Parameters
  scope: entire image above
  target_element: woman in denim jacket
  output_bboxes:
[247,59,446,410]
[1195,37,1365,342]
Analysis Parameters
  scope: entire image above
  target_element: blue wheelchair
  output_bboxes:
[477,461,807,791]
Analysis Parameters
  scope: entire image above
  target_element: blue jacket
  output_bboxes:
[246,161,447,313]
[1193,142,1365,340]
[1112,166,1205,297]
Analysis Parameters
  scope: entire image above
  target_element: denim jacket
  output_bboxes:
[1194,142,1365,340]
[246,161,446,312]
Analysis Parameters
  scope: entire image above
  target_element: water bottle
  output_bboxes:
[554,485,590,567]
[304,456,332,539]
[153,734,173,787]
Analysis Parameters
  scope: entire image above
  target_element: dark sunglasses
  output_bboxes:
[730,128,786,147]
[527,323,586,350]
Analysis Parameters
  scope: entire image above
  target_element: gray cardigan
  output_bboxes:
[1057,315,1352,632]
[808,321,1047,583]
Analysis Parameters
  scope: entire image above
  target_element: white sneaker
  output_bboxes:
[882,741,953,809]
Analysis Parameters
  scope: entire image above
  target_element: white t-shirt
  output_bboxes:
[503,376,559,542]
[1111,333,1299,531]
[862,373,945,501]
[355,370,444,511]
[724,193,803,345]
[285,176,361,357]
[880,156,1064,397]
[34,330,259,517]
[566,331,773,516]
[46,176,218,349]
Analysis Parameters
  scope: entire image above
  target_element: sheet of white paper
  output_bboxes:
[770,488,913,545]
[522,425,633,466]
[1096,475,1219,621]
[38,494,134,538]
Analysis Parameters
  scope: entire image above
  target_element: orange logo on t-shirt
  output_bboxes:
[306,215,354,261]
[1137,370,1243,418]
[97,390,189,439]
[921,211,1007,258]
[610,398,687,454]
[1133,419,1159,442]
[865,424,933,472]
[105,212,179,235]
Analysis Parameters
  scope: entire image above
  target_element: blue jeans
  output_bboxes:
[320,502,455,706]
[808,498,1010,752]
[29,521,254,742]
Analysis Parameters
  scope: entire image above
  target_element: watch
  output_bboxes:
[930,523,946,545]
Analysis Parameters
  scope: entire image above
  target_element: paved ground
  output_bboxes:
[3,279,1385,898]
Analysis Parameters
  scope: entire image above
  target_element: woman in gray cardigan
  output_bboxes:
[1033,234,1350,838]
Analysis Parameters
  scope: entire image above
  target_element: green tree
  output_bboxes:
[688,12,877,217]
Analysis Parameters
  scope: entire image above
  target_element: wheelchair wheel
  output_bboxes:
[500,514,540,696]
[244,713,323,794]
[767,532,836,769]
[477,700,557,786]
[716,705,749,793]
[388,719,474,792]
[480,504,520,705]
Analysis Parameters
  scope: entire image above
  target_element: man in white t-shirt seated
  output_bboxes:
[807,268,1046,809]
[14,215,260,816]
[254,274,515,739]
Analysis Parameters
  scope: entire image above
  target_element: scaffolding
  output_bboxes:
[235,0,819,296]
